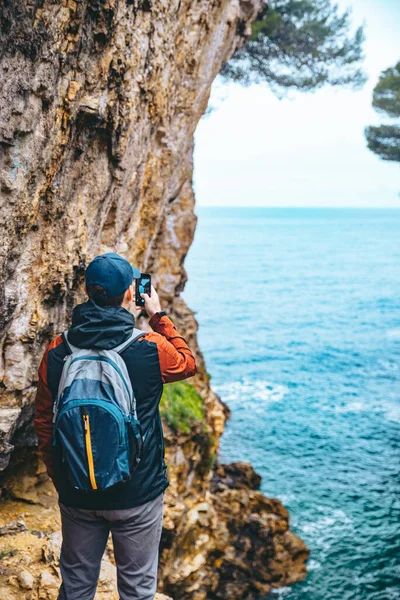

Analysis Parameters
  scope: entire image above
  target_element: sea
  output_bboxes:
[183,207,400,600]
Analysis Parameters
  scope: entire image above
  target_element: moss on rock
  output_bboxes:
[160,382,205,435]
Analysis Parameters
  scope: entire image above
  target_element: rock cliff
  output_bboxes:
[0,1,308,598]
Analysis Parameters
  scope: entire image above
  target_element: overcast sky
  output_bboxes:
[194,0,400,208]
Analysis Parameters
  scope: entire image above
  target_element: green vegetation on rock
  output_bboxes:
[160,381,205,435]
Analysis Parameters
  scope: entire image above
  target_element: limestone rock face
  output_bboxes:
[0,1,309,598]
[0,0,263,468]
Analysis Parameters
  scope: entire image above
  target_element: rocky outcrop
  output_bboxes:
[159,461,309,599]
[0,1,308,598]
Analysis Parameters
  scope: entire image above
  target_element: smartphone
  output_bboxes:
[135,274,151,307]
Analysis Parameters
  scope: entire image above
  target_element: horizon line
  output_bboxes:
[195,204,400,210]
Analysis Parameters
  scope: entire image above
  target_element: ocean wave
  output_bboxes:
[378,359,399,371]
[384,403,400,424]
[298,509,354,555]
[332,397,400,423]
[279,492,297,505]
[386,328,400,340]
[213,379,289,407]
[269,588,292,598]
[307,559,322,571]
[334,400,369,414]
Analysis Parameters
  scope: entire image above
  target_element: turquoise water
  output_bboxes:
[184,208,400,600]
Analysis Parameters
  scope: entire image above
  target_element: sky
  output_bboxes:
[193,0,400,208]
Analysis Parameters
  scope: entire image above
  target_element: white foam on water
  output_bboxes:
[335,400,369,414]
[334,397,400,424]
[386,328,400,340]
[279,492,296,505]
[269,587,292,597]
[298,508,354,554]
[307,559,322,571]
[213,380,289,412]
[301,515,336,535]
[378,359,399,371]
[331,508,352,523]
[383,588,400,600]
[384,402,400,424]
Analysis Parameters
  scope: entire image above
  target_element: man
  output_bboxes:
[34,252,197,600]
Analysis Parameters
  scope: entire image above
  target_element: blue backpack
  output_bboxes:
[52,328,145,492]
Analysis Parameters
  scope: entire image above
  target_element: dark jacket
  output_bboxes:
[34,301,196,509]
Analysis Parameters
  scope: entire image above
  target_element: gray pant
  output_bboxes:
[57,493,164,600]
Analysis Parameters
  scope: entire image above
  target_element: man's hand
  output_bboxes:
[139,285,162,318]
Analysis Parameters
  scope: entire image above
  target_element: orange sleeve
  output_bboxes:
[147,313,197,383]
[34,335,63,481]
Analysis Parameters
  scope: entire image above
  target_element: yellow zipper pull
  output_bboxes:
[83,413,97,490]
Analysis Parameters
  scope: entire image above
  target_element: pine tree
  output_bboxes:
[222,0,366,95]
[365,61,400,163]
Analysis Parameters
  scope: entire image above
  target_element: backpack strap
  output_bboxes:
[62,330,81,354]
[113,328,146,354]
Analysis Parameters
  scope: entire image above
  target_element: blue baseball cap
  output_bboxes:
[85,253,141,297]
